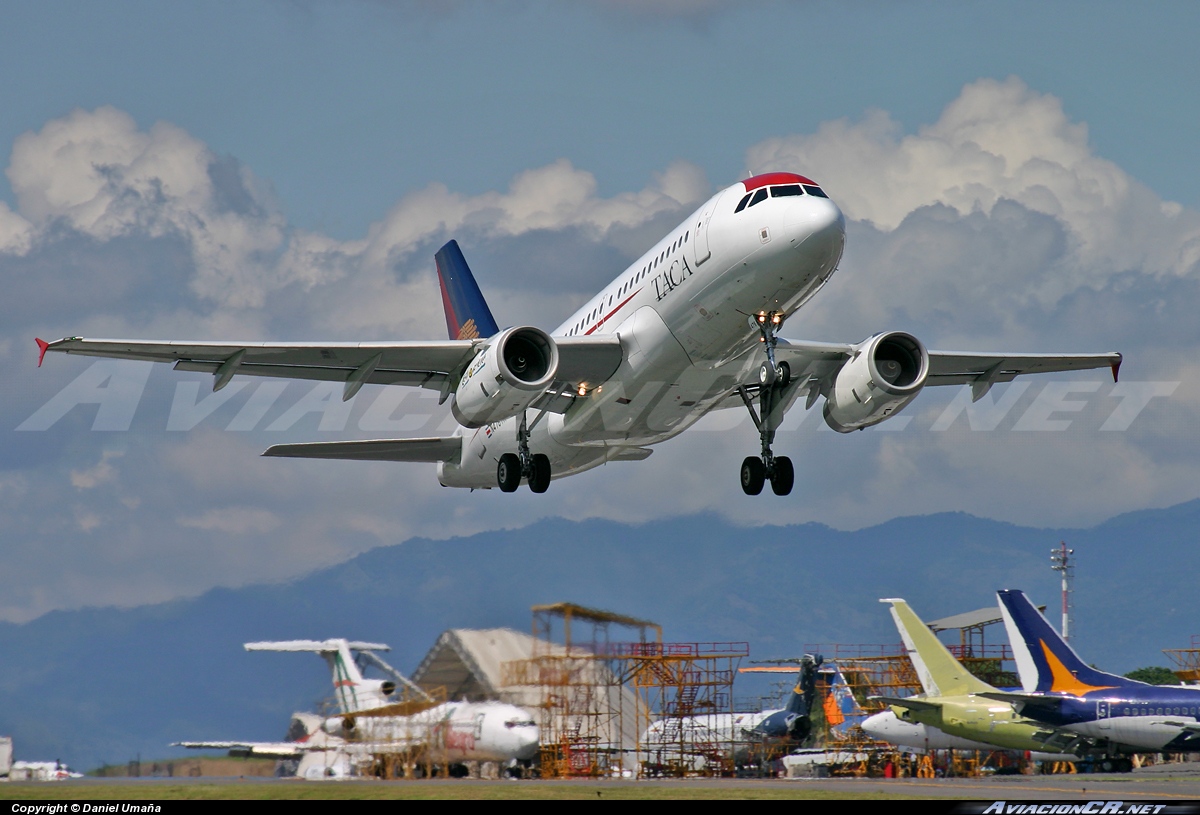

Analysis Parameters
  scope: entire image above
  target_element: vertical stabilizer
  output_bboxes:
[435,240,500,341]
[881,599,995,697]
[997,590,1127,694]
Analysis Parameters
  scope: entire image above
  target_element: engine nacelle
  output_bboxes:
[823,331,928,432]
[452,326,559,428]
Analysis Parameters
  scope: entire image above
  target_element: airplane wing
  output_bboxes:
[37,335,624,405]
[771,341,1121,403]
[174,741,307,757]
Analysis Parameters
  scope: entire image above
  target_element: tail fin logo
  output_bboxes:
[1039,640,1116,696]
[456,318,480,341]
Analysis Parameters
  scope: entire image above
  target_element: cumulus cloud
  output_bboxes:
[748,77,1200,300]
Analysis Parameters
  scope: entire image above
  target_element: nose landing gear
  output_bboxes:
[497,412,552,493]
[739,310,796,496]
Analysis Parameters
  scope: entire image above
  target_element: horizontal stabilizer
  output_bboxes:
[262,437,462,463]
[871,695,940,713]
[245,639,389,653]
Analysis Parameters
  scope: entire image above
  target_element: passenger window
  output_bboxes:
[734,193,752,213]
[802,184,829,198]
[770,185,804,197]
[749,189,768,207]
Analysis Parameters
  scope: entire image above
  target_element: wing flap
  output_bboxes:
[262,436,462,463]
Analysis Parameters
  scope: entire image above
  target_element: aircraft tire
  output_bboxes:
[497,453,522,492]
[758,362,777,387]
[741,457,765,495]
[529,453,551,493]
[776,361,791,388]
[770,456,794,496]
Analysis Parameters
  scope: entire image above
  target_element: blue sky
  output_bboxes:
[3,1,1197,238]
[2,1,1200,623]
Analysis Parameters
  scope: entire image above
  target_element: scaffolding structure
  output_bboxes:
[1164,635,1200,684]
[501,603,658,777]
[500,602,748,778]
[617,640,748,777]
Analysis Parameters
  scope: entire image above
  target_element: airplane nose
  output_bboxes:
[861,711,893,739]
[516,728,540,760]
[787,196,845,263]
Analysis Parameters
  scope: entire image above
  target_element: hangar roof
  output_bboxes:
[411,627,573,702]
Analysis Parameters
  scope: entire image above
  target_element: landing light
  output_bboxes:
[578,385,588,396]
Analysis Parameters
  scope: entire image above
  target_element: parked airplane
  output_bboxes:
[178,638,539,777]
[37,171,1121,495]
[641,654,824,762]
[989,589,1200,770]
[862,599,1088,757]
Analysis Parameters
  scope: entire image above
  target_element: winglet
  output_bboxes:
[1111,356,1122,383]
[35,338,49,367]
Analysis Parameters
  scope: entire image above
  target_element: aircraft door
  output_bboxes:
[693,197,718,266]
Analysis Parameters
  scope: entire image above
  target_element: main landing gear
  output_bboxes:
[497,412,551,493]
[739,310,795,496]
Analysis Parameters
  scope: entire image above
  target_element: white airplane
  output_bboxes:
[178,638,539,778]
[38,171,1121,495]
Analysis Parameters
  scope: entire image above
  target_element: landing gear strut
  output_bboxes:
[497,411,551,493]
[739,310,794,496]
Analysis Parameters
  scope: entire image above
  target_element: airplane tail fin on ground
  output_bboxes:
[882,598,995,698]
[997,590,1127,694]
[245,639,398,714]
[435,240,500,341]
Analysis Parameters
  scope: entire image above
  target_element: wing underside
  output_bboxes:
[40,335,624,411]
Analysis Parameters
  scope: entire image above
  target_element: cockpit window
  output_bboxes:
[505,718,537,728]
[770,184,804,197]
[734,193,752,213]
[748,188,768,207]
[802,184,828,198]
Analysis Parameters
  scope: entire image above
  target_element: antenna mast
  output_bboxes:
[1049,542,1074,640]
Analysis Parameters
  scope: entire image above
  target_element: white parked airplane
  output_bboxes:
[178,638,539,777]
[38,171,1121,495]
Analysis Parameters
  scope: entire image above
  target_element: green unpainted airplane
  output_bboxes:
[863,598,1090,755]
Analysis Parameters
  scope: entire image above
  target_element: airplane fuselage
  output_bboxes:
[439,173,845,488]
[327,700,539,764]
[1016,689,1200,753]
[882,694,1083,755]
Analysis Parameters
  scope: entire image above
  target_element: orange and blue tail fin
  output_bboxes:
[998,589,1128,694]
[435,240,499,341]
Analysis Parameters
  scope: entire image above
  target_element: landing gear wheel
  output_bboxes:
[775,361,791,388]
[758,362,777,387]
[740,456,765,495]
[529,453,551,493]
[1099,759,1115,773]
[770,456,794,496]
[497,453,521,492]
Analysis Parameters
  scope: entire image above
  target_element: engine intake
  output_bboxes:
[823,331,928,432]
[452,326,559,427]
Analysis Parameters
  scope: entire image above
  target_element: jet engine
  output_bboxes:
[451,326,559,428]
[823,331,928,432]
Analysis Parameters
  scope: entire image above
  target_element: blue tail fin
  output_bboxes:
[435,240,499,341]
[997,589,1129,694]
